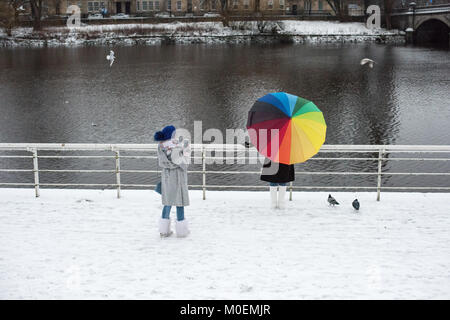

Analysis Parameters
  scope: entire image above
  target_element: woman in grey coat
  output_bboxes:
[155,125,190,238]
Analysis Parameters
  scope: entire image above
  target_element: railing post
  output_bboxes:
[32,148,40,198]
[289,182,293,201]
[115,151,121,199]
[376,148,384,201]
[202,146,206,200]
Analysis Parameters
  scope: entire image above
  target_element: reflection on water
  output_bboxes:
[0,44,449,189]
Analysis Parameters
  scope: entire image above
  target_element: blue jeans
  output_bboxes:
[269,183,287,187]
[162,206,185,221]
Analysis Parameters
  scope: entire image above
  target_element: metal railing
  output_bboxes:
[0,143,449,201]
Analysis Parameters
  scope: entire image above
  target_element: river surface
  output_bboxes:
[0,44,449,190]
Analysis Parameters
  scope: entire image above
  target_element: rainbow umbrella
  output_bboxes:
[246,92,326,165]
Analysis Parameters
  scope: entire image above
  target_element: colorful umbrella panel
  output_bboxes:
[247,92,327,165]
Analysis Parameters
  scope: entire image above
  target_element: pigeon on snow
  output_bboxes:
[328,194,339,206]
[352,199,360,210]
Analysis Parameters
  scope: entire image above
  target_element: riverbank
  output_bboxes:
[0,188,448,299]
[0,21,405,47]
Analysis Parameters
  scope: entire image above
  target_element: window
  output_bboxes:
[137,1,140,11]
[177,0,181,11]
[100,2,105,8]
[233,0,238,9]
[304,1,311,11]
[279,0,284,9]
[143,1,148,10]
[149,1,154,10]
[211,0,216,10]
[200,0,205,10]
[155,1,160,10]
[93,1,99,11]
[268,0,273,9]
[167,0,171,10]
[318,0,323,11]
[243,0,249,9]
[88,1,94,12]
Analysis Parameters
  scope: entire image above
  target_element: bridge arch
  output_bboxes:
[415,17,450,45]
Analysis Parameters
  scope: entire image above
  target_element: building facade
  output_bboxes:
[56,0,363,16]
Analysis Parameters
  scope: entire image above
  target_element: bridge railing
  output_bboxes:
[393,1,450,13]
[0,143,449,201]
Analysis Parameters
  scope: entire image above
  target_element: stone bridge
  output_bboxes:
[391,3,450,44]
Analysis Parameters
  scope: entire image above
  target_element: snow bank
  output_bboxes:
[0,21,403,47]
[0,189,449,299]
[280,21,390,35]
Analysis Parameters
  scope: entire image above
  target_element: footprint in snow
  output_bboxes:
[240,285,253,293]
[76,199,93,203]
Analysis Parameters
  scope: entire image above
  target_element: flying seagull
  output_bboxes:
[106,50,115,67]
[328,194,339,206]
[352,199,360,211]
[360,58,375,68]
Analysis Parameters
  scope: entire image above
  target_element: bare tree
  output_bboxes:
[0,1,16,36]
[218,0,230,26]
[326,0,343,20]
[50,0,62,15]
[253,0,261,15]
[384,0,395,29]
[0,0,27,36]
[29,0,44,31]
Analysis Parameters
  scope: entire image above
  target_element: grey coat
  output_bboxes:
[157,142,190,207]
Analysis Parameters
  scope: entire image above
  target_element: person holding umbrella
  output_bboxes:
[246,92,327,209]
[154,125,190,238]
[245,140,294,209]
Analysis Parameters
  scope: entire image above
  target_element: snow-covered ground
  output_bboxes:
[0,21,402,46]
[1,189,448,299]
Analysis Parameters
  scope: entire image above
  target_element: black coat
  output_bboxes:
[260,158,295,183]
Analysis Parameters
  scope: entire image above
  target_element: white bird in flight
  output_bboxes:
[360,58,375,68]
[106,50,115,67]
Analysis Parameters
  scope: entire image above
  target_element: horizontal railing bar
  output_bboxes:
[1,143,450,153]
[37,155,115,159]
[0,156,34,158]
[3,169,447,176]
[2,183,449,190]
[39,183,117,187]
[119,170,160,173]
[117,156,158,159]
[2,154,447,161]
[38,169,115,173]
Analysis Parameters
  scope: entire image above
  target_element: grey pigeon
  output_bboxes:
[352,199,360,210]
[328,194,339,206]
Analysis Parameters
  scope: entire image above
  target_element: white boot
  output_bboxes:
[176,219,190,238]
[159,218,173,238]
[278,186,287,209]
[270,186,278,209]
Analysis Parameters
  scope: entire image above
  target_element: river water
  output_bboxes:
[0,44,449,190]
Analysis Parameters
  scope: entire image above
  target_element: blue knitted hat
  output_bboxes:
[154,125,176,141]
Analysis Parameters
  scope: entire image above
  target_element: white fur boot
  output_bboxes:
[159,218,172,238]
[175,219,190,238]
[270,186,278,209]
[278,186,287,209]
